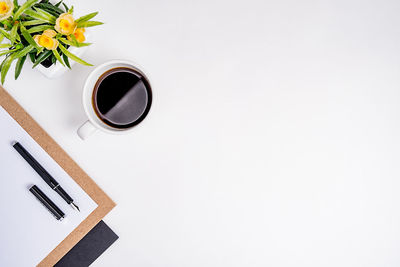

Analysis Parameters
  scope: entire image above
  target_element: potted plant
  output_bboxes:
[0,0,102,83]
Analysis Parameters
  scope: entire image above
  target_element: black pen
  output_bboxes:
[29,185,65,221]
[13,142,80,212]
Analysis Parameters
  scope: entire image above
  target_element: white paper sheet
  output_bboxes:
[0,106,97,267]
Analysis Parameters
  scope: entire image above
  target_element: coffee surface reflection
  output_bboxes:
[92,67,152,129]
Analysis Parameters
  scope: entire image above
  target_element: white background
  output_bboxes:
[4,0,400,266]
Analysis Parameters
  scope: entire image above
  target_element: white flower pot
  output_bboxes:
[36,42,90,79]
[36,31,91,79]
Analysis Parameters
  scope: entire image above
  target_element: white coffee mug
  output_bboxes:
[77,60,152,140]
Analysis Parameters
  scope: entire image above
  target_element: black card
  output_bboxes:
[55,220,118,267]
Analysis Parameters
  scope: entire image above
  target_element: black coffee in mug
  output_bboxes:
[92,67,152,129]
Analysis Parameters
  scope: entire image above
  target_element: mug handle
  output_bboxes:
[77,120,97,140]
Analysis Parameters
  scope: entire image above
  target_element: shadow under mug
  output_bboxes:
[77,60,152,140]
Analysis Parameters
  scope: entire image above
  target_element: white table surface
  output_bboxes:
[5,0,400,266]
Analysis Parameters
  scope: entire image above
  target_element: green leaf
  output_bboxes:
[24,8,55,23]
[22,19,47,26]
[58,35,92,47]
[0,33,4,43]
[0,44,11,48]
[13,45,34,58]
[52,49,64,66]
[66,33,78,45]
[0,48,20,57]
[32,7,56,23]
[0,28,11,41]
[0,50,10,57]
[1,20,12,29]
[35,3,63,16]
[0,55,7,71]
[14,0,39,19]
[27,24,52,33]
[57,37,74,46]
[10,23,18,43]
[77,21,103,28]
[36,47,44,55]
[60,39,78,47]
[58,37,91,48]
[19,24,40,50]
[1,55,15,84]
[15,54,27,79]
[24,8,48,21]
[55,0,62,7]
[75,12,98,23]
[35,7,60,17]
[62,52,70,68]
[32,49,51,68]
[58,43,92,66]
[62,2,68,12]
[67,5,73,14]
[29,51,35,62]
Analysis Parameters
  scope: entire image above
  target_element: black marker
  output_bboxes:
[29,185,65,221]
[13,142,80,212]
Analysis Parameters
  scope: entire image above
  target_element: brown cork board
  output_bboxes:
[0,86,116,267]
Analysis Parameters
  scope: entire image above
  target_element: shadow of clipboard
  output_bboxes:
[0,86,116,267]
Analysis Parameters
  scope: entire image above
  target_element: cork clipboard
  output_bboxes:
[0,86,116,267]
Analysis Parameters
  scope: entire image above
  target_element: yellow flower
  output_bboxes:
[0,0,13,21]
[68,28,85,43]
[33,29,59,50]
[55,13,76,35]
